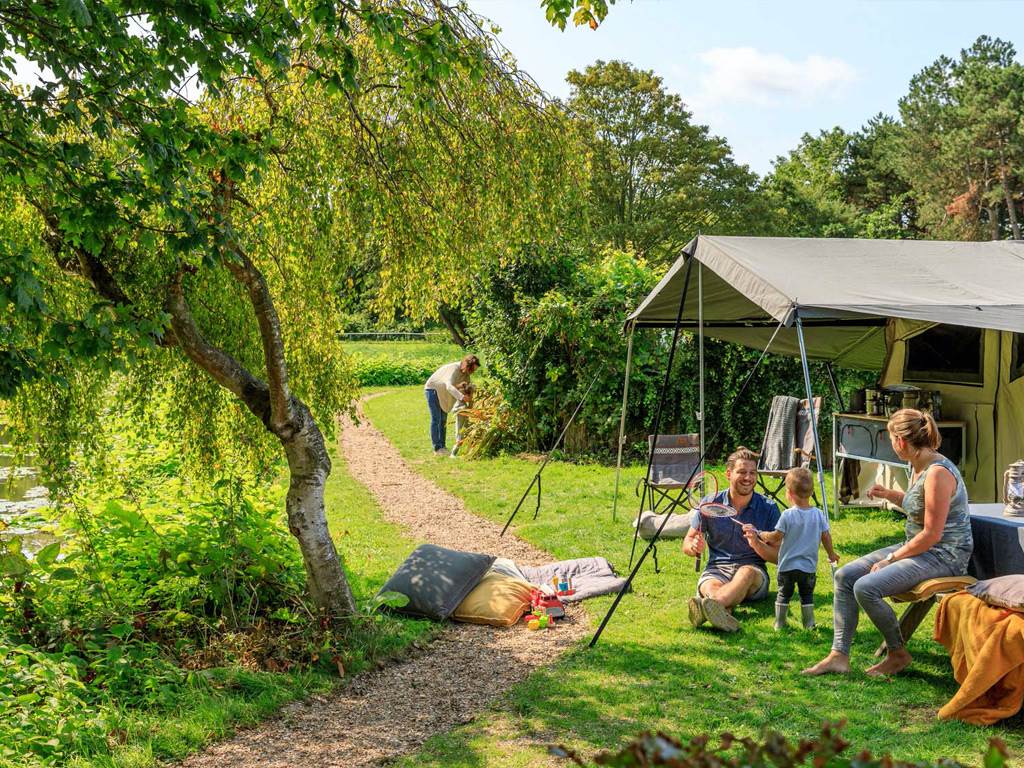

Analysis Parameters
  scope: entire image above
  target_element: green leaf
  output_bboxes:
[58,0,92,26]
[34,541,61,568]
[367,590,409,612]
[49,566,78,580]
[104,500,146,530]
[0,552,31,577]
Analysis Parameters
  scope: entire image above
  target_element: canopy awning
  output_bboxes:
[628,236,1024,369]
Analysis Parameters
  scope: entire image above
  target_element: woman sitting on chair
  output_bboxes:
[803,408,973,677]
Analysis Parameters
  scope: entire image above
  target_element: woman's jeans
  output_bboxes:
[832,544,958,655]
[425,389,446,450]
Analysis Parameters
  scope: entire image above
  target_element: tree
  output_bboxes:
[761,128,864,238]
[898,36,1024,240]
[0,0,597,618]
[567,60,764,263]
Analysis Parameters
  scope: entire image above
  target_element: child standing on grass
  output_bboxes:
[757,467,838,630]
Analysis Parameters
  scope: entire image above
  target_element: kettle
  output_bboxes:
[1003,460,1024,517]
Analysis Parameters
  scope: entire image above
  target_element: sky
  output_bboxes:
[468,0,1024,175]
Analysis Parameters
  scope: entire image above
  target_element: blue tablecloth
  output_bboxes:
[969,504,1024,580]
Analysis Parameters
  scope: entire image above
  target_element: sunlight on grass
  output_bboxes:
[368,386,1022,765]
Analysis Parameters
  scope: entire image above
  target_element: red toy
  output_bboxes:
[529,588,565,620]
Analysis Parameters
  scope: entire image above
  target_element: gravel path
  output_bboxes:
[181,397,586,767]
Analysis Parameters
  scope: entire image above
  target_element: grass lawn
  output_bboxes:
[365,386,1024,766]
[63,435,436,768]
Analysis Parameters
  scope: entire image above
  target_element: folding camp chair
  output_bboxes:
[633,434,708,572]
[757,396,821,509]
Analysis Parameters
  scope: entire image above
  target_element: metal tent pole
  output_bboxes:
[500,371,601,536]
[626,254,694,570]
[591,317,786,648]
[611,326,636,522]
[795,314,830,520]
[698,261,705,476]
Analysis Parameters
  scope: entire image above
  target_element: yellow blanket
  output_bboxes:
[934,591,1024,725]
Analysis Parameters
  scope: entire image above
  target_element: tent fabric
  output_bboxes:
[628,236,1024,369]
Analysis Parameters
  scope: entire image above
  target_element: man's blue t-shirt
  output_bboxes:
[689,490,780,569]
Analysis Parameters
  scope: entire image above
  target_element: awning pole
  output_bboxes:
[795,314,830,520]
[824,361,845,411]
[591,316,787,649]
[698,261,705,476]
[611,326,635,522]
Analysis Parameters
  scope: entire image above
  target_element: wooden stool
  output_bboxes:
[874,575,977,657]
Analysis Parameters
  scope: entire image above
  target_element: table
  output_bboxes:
[968,504,1024,580]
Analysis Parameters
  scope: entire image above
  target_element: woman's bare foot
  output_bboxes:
[801,651,851,675]
[865,648,912,677]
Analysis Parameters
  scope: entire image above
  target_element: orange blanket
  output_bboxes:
[934,591,1024,725]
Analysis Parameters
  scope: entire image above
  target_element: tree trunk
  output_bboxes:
[438,303,469,347]
[166,267,359,620]
[983,160,1001,240]
[1000,170,1022,240]
[282,399,358,617]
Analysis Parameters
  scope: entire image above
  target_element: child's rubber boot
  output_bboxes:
[773,601,789,631]
[801,603,816,629]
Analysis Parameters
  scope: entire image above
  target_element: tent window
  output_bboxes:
[1011,334,1024,382]
[904,325,984,385]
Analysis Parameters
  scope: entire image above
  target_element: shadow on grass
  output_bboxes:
[407,616,984,768]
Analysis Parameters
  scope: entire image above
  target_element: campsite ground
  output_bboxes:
[365,386,1024,766]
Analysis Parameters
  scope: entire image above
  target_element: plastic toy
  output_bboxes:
[527,619,540,630]
[530,588,565,620]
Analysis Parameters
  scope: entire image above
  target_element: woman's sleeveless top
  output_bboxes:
[902,455,973,571]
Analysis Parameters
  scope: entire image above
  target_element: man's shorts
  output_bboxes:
[697,562,769,603]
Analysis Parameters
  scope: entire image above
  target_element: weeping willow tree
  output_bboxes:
[0,1,595,617]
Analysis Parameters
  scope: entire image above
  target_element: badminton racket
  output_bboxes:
[692,501,738,573]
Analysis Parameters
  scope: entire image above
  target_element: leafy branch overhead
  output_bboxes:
[0,0,618,618]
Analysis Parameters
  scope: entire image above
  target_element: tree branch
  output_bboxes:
[208,167,295,437]
[164,270,274,429]
[221,245,295,437]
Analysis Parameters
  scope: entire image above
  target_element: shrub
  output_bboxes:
[354,359,435,386]
[550,723,1010,768]
[0,645,108,765]
[466,245,873,462]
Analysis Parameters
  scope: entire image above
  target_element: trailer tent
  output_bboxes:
[621,235,1024,504]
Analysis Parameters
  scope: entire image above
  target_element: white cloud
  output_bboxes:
[694,47,857,108]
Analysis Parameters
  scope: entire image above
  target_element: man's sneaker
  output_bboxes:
[687,596,706,628]
[434,448,448,456]
[701,597,740,632]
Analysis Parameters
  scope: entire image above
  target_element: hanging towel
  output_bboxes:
[760,396,800,471]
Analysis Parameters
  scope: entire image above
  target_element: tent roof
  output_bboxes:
[627,236,1024,369]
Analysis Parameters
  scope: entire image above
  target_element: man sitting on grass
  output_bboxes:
[682,447,780,632]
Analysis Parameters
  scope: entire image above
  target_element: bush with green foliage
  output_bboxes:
[353,359,436,387]
[466,246,872,461]
[551,723,1010,768]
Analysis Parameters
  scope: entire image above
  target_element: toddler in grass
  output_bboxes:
[749,467,839,630]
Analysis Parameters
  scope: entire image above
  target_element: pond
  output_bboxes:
[1,450,54,555]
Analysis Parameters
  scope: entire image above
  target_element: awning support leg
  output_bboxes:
[795,314,830,521]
